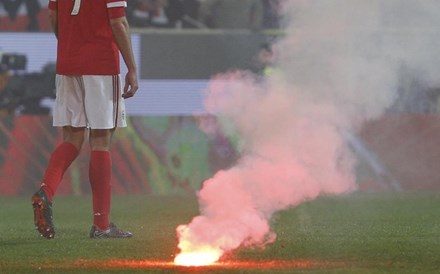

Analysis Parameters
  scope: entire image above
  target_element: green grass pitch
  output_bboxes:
[0,192,439,273]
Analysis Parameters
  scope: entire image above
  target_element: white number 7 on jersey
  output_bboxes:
[71,0,81,15]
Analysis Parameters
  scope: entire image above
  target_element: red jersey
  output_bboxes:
[48,0,127,75]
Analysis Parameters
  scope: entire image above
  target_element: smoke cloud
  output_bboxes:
[175,0,440,264]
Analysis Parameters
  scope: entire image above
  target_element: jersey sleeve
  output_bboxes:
[48,0,57,10]
[107,0,127,19]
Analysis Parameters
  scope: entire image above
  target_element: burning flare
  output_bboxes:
[174,224,222,266]
[174,247,221,267]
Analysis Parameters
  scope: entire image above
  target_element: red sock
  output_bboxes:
[41,142,79,201]
[89,151,112,231]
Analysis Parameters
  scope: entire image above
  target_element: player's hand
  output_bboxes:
[122,71,138,99]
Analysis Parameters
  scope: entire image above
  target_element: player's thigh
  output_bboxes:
[82,75,126,129]
[53,75,87,127]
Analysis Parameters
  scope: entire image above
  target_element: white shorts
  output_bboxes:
[53,75,127,129]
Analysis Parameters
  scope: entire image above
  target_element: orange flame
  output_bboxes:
[174,248,222,267]
[174,223,225,267]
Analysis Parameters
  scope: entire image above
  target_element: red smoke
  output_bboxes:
[175,72,357,266]
[175,0,440,266]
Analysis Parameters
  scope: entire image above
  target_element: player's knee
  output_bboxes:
[89,142,111,151]
[63,126,86,150]
[89,128,114,151]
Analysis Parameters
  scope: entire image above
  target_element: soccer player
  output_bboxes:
[31,0,138,239]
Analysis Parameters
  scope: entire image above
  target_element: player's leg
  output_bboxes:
[88,128,114,232]
[42,75,88,198]
[83,75,131,238]
[40,126,85,200]
[33,75,87,239]
[32,126,84,239]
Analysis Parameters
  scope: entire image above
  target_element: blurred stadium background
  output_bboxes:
[0,0,439,198]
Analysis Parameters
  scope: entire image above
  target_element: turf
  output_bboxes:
[0,192,439,273]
